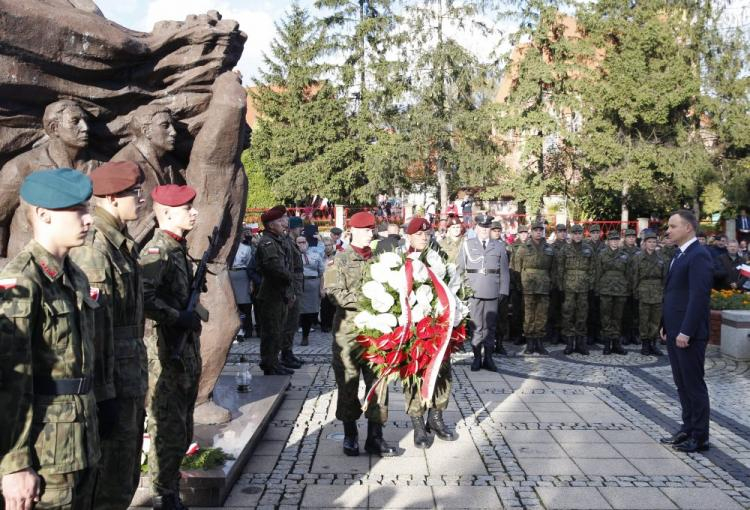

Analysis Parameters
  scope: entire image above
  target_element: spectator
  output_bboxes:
[230,228,254,339]
[696,231,707,246]
[739,239,748,259]
[375,222,403,254]
[319,236,337,332]
[461,194,474,224]
[736,208,750,244]
[715,240,748,290]
[708,234,727,259]
[296,235,325,345]
[330,227,345,252]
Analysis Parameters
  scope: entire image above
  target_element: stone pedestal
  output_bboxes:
[131,374,290,507]
[720,310,750,361]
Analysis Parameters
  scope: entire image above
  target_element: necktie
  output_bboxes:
[482,241,486,250]
[670,248,682,270]
[304,254,309,265]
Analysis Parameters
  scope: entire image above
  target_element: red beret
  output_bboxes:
[406,217,431,235]
[91,161,144,196]
[261,205,287,224]
[151,184,196,207]
[350,211,375,229]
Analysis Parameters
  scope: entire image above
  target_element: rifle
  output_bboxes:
[170,226,221,362]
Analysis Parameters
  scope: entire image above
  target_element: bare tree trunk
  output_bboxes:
[437,157,448,214]
[692,196,701,219]
[621,181,630,231]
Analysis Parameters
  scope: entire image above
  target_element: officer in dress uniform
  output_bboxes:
[490,221,509,355]
[457,214,509,371]
[0,169,100,510]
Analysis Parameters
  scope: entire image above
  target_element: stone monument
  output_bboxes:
[0,0,249,423]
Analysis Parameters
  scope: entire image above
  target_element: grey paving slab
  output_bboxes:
[301,485,368,508]
[535,487,612,510]
[500,429,556,443]
[432,486,502,509]
[533,411,584,422]
[610,442,677,459]
[425,448,489,476]
[561,442,622,459]
[370,485,434,509]
[510,442,569,458]
[517,457,583,475]
[370,454,430,475]
[524,402,573,412]
[252,440,286,456]
[241,455,278,474]
[574,458,641,476]
[599,429,655,444]
[599,487,677,509]
[487,411,538,422]
[660,488,744,510]
[311,454,371,474]
[550,429,606,443]
[629,457,700,476]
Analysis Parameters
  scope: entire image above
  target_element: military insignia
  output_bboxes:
[619,254,629,261]
[39,261,57,278]
[147,248,160,254]
[89,287,100,301]
[0,278,17,290]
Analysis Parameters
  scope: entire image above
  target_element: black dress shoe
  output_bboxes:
[673,438,709,453]
[364,422,398,457]
[660,431,689,445]
[263,365,294,376]
[471,346,482,371]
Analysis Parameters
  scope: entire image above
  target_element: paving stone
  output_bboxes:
[610,443,677,459]
[550,430,607,443]
[311,454,370,474]
[535,487,612,509]
[369,485,434,508]
[509,442,569,458]
[242,455,278,474]
[661,488,744,509]
[574,458,641,476]
[629,458,700,476]
[598,487,678,509]
[599,430,655,444]
[517,458,583,476]
[561,442,622,459]
[500,429,556,443]
[432,486,502,509]
[301,485,368,508]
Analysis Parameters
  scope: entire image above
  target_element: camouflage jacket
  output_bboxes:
[438,236,463,263]
[631,250,668,304]
[139,229,200,365]
[558,241,595,293]
[285,235,304,296]
[0,241,100,476]
[514,239,555,295]
[596,247,631,296]
[70,208,146,400]
[324,247,371,343]
[585,238,605,255]
[623,245,640,258]
[509,239,523,291]
[255,231,293,302]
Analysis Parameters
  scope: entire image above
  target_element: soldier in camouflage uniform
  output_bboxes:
[0,169,100,510]
[438,217,464,262]
[558,225,593,355]
[547,224,567,344]
[140,185,205,509]
[621,229,640,346]
[509,224,528,345]
[280,216,304,369]
[586,224,605,345]
[514,221,555,355]
[631,229,666,356]
[69,161,147,510]
[324,212,396,458]
[595,230,629,355]
[255,206,294,375]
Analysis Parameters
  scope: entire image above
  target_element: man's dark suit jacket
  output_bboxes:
[662,240,714,340]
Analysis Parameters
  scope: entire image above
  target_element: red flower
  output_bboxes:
[416,317,434,339]
[385,349,406,366]
[404,358,420,377]
[363,351,386,364]
[375,333,397,351]
[356,335,374,348]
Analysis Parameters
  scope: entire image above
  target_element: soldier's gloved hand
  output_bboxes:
[176,310,202,332]
[97,398,119,439]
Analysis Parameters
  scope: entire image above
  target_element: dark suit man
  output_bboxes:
[660,210,713,453]
[736,208,750,245]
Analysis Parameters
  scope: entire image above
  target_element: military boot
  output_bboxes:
[300,335,309,346]
[471,345,482,371]
[152,493,188,510]
[575,336,590,355]
[426,409,458,441]
[612,336,627,355]
[364,422,397,457]
[280,350,302,369]
[649,339,664,356]
[482,346,498,371]
[513,335,525,346]
[494,338,508,355]
[563,336,575,355]
[640,339,650,355]
[522,337,535,355]
[343,421,359,456]
[410,415,433,449]
[602,338,612,355]
[535,338,549,355]
[621,334,630,346]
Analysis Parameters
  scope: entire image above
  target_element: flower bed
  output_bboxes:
[710,289,750,311]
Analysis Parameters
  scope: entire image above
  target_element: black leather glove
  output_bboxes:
[175,310,201,332]
[97,398,119,439]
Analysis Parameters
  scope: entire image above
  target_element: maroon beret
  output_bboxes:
[406,217,431,235]
[151,184,196,207]
[350,211,376,229]
[91,161,144,196]
[261,205,287,224]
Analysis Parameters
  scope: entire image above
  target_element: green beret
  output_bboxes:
[642,229,657,240]
[20,168,92,209]
[589,224,601,233]
[625,228,636,236]
[570,224,584,234]
[607,230,620,240]
[288,216,304,228]
[517,224,529,233]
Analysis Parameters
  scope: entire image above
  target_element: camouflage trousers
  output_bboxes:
[282,296,301,351]
[495,297,509,341]
[93,397,145,510]
[562,291,589,337]
[599,295,626,338]
[546,288,564,337]
[587,291,602,341]
[257,297,288,370]
[331,335,388,424]
[523,294,549,337]
[639,301,662,341]
[146,355,201,497]
[404,362,451,417]
[0,468,97,510]
[509,289,524,339]
[623,296,639,341]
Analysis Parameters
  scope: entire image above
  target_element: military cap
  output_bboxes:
[406,217,431,235]
[589,224,601,233]
[20,168,92,209]
[490,220,503,230]
[151,184,196,207]
[350,211,376,229]
[517,224,529,233]
[556,223,567,231]
[642,229,657,240]
[288,216,303,228]
[474,213,494,227]
[607,230,620,240]
[91,161,144,196]
[330,227,343,235]
[570,224,584,234]
[624,228,636,237]
[530,221,546,230]
[260,205,287,224]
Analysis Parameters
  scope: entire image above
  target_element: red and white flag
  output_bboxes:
[739,264,750,279]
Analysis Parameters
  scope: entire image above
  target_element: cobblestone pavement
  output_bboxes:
[219,331,750,509]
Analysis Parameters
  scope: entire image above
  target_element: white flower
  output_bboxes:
[376,313,398,329]
[362,280,387,300]
[379,252,402,269]
[425,250,446,280]
[408,291,417,306]
[354,310,376,330]
[411,302,431,323]
[370,262,391,283]
[453,300,469,326]
[411,259,429,283]
[415,285,433,307]
[387,267,407,294]
[371,292,395,313]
